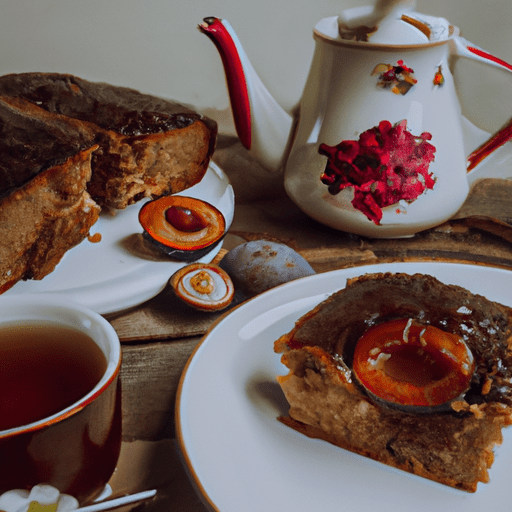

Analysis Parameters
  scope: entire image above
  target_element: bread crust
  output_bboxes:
[0,95,97,198]
[274,272,512,492]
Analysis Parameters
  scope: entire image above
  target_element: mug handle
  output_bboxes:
[451,36,512,174]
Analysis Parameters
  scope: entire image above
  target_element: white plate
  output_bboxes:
[176,261,512,512]
[1,162,234,314]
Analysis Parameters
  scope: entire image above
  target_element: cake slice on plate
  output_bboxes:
[274,272,512,492]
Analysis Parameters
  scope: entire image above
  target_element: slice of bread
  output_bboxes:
[274,272,512,492]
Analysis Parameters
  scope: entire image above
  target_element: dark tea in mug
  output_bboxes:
[0,321,107,431]
[0,300,122,505]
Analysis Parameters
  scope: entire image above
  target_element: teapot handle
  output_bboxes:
[452,36,512,177]
[452,36,512,74]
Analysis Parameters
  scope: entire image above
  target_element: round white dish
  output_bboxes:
[176,261,512,512]
[1,162,234,315]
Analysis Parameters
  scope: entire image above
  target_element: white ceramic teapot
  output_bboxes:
[200,0,512,237]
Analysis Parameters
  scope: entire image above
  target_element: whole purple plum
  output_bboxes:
[220,240,315,300]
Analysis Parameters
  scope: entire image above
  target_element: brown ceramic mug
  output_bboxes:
[0,297,122,505]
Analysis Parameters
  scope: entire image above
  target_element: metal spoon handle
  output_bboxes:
[78,489,157,512]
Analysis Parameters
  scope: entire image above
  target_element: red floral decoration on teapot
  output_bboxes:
[319,120,437,224]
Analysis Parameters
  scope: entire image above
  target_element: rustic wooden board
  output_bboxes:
[109,173,512,343]
[120,337,201,441]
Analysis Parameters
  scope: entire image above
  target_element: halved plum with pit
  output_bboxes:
[352,318,475,411]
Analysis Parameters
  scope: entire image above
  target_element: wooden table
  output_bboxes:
[104,135,512,511]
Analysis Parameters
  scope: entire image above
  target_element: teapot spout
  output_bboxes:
[200,17,293,172]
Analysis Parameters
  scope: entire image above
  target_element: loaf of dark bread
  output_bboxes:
[274,272,512,492]
[0,73,217,292]
[0,72,217,209]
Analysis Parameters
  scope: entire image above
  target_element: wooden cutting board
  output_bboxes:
[108,137,512,343]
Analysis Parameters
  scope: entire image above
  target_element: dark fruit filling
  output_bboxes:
[352,318,474,408]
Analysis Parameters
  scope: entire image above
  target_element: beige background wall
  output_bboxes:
[0,0,510,133]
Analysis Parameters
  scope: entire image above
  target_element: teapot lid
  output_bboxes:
[332,0,451,45]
